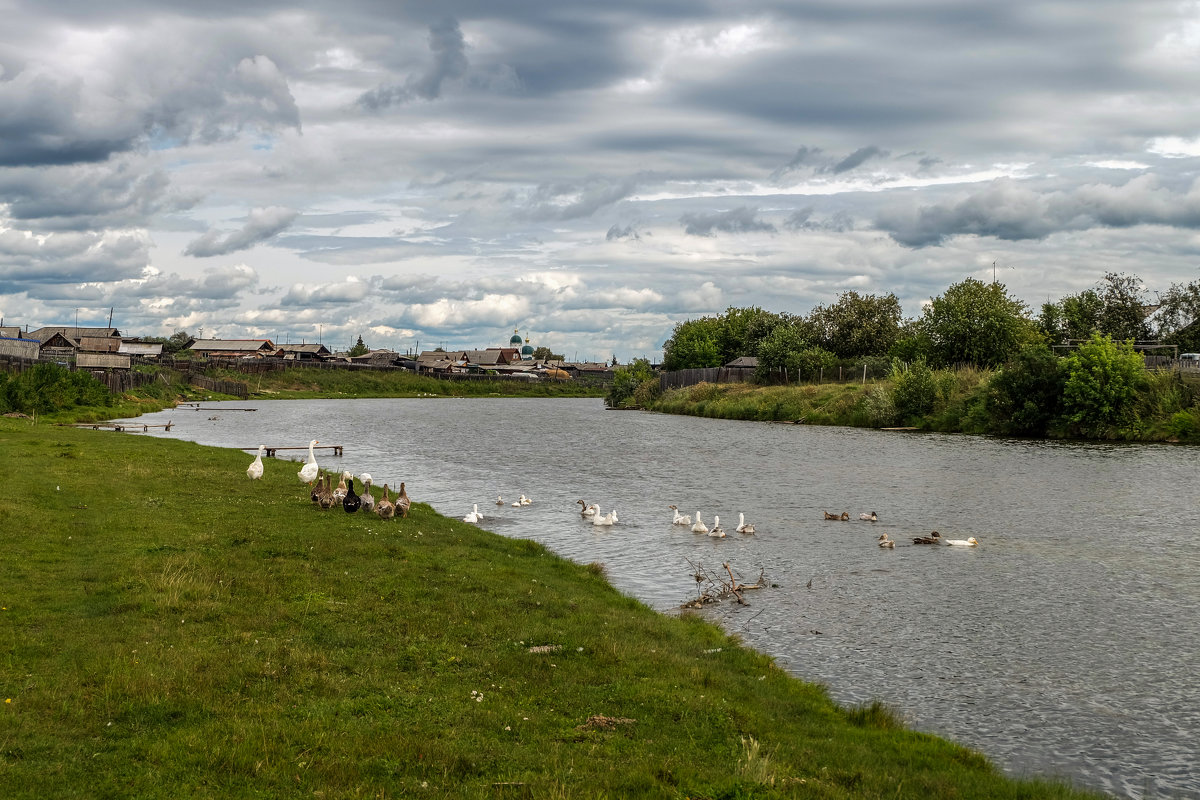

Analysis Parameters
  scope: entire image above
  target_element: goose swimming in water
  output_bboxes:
[877,532,895,549]
[823,511,850,521]
[859,511,878,522]
[691,512,708,534]
[945,536,979,547]
[735,512,755,534]
[708,515,726,537]
[669,505,692,526]
[246,445,265,480]
[298,440,320,484]
[463,504,483,523]
[592,509,615,526]
[497,495,506,506]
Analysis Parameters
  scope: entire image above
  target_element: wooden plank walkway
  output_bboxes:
[76,421,174,432]
[243,445,344,458]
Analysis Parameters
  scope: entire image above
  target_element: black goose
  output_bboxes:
[342,476,361,513]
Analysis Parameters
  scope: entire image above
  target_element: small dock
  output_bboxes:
[244,445,344,458]
[77,421,173,432]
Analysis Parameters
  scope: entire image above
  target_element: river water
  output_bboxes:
[115,397,1200,799]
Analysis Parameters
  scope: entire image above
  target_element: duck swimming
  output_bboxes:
[859,511,878,522]
[669,505,692,526]
[913,531,942,545]
[823,511,850,521]
[945,536,979,547]
[878,532,895,549]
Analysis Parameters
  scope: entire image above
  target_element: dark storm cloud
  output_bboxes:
[185,207,299,257]
[358,18,470,109]
[877,175,1200,247]
[681,207,776,236]
[829,146,886,174]
[0,229,150,284]
[606,223,641,241]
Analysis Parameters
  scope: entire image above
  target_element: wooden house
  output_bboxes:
[118,341,164,358]
[273,343,332,361]
[0,335,41,360]
[415,350,468,373]
[187,339,277,359]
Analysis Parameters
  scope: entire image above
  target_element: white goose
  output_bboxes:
[735,512,755,534]
[512,493,531,507]
[669,505,692,526]
[246,445,265,480]
[945,536,979,547]
[691,512,708,534]
[463,504,483,523]
[592,509,616,526]
[297,439,320,484]
[708,515,726,538]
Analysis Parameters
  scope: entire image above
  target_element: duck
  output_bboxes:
[945,536,979,547]
[496,495,506,506]
[463,504,483,523]
[669,505,692,526]
[342,476,361,513]
[396,482,411,518]
[878,533,895,549]
[317,474,337,510]
[511,493,531,506]
[298,439,320,484]
[708,515,726,537]
[913,531,942,545]
[592,509,616,526]
[310,471,324,503]
[691,512,709,534]
[375,484,395,521]
[359,475,375,513]
[859,511,878,522]
[823,511,850,521]
[332,471,350,503]
[578,499,597,517]
[735,512,755,534]
[246,445,265,480]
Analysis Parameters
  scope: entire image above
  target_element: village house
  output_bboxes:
[0,334,41,360]
[415,350,468,373]
[187,338,276,359]
[349,348,401,366]
[272,343,333,361]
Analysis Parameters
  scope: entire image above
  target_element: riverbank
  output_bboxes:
[0,418,1104,799]
[641,371,1200,443]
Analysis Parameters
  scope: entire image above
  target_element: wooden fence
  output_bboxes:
[186,374,249,399]
[659,367,757,391]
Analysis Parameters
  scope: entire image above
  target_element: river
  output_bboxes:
[114,397,1200,800]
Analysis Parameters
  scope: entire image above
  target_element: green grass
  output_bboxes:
[0,419,1104,798]
[216,366,604,400]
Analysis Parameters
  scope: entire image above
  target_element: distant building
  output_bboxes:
[27,326,122,346]
[349,348,399,366]
[187,339,276,359]
[273,343,332,361]
[118,341,164,358]
[0,335,40,360]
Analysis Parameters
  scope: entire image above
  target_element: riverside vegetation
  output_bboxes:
[0,419,1107,799]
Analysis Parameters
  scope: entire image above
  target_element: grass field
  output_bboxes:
[0,419,1105,799]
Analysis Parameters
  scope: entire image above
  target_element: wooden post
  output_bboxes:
[862,363,867,384]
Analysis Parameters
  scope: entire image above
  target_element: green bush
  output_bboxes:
[983,343,1065,436]
[890,357,938,420]
[1059,334,1147,438]
[0,363,112,416]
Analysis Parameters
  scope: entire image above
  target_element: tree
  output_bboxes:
[531,346,564,361]
[606,358,655,408]
[919,278,1035,367]
[348,335,369,357]
[661,317,722,371]
[165,330,193,354]
[809,291,902,359]
[1038,290,1103,347]
[1155,279,1200,351]
[984,342,1065,436]
[1096,272,1152,343]
[715,306,781,364]
[1059,334,1146,437]
[754,321,811,381]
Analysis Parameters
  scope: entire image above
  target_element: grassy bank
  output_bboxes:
[0,419,1102,798]
[214,365,605,400]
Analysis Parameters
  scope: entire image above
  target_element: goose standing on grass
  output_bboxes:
[317,475,337,510]
[375,484,395,521]
[463,504,483,523]
[342,476,361,513]
[298,440,320,484]
[669,505,692,526]
[310,471,325,503]
[878,533,895,549]
[946,536,979,547]
[246,445,265,480]
[691,512,708,534]
[396,482,411,518]
[708,515,726,538]
[359,475,375,513]
[333,471,350,503]
[735,513,755,534]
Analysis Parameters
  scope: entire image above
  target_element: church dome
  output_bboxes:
[509,329,523,345]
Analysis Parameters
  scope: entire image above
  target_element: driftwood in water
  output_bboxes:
[682,560,765,608]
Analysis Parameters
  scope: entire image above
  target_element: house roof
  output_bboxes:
[188,339,276,352]
[725,356,759,368]
[80,336,121,353]
[27,326,121,343]
[464,349,505,366]
[275,343,331,354]
[118,342,164,356]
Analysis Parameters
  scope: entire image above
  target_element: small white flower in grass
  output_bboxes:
[504,726,511,731]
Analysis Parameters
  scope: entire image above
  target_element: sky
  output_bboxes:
[4,1,1200,361]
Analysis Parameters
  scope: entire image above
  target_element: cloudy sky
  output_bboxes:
[5,1,1200,360]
